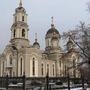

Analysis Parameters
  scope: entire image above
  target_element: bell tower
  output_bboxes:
[10,0,30,48]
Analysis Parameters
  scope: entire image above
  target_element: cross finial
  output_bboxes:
[35,33,37,42]
[51,16,55,28]
[19,0,22,7]
[51,16,54,25]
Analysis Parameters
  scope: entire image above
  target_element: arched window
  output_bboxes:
[48,39,49,46]
[13,29,16,38]
[10,69,12,77]
[47,64,49,74]
[64,64,67,77]
[53,64,55,76]
[32,58,35,76]
[73,59,76,78]
[15,16,17,22]
[20,58,23,75]
[10,55,12,65]
[2,62,4,75]
[59,61,61,67]
[22,29,25,37]
[22,16,24,21]
[41,63,44,76]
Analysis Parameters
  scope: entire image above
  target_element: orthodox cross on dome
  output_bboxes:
[19,0,22,7]
[51,16,55,28]
[35,33,37,42]
[51,16,54,25]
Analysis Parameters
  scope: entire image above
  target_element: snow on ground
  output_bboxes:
[65,88,90,90]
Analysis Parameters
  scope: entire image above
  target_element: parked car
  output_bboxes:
[8,83,18,87]
[17,83,23,86]
[30,81,42,86]
[8,82,23,87]
[0,88,6,90]
[55,81,63,85]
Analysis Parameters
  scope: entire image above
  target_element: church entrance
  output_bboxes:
[6,68,13,77]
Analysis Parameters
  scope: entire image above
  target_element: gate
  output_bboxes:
[0,75,25,90]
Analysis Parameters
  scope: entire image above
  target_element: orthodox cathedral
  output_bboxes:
[0,1,80,77]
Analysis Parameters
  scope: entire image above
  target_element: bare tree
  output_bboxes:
[62,22,90,85]
[62,22,90,60]
[87,1,90,13]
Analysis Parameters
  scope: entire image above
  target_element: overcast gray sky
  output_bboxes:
[0,0,90,52]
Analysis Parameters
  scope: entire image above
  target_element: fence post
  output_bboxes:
[6,75,8,90]
[67,72,70,90]
[81,73,85,90]
[46,72,49,90]
[23,74,26,90]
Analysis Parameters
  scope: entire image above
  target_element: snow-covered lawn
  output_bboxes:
[64,87,90,90]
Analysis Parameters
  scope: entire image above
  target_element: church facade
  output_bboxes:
[0,1,80,77]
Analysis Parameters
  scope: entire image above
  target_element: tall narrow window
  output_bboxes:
[47,64,49,74]
[2,62,4,75]
[22,29,25,37]
[73,59,76,78]
[13,29,16,38]
[10,55,12,65]
[41,64,44,76]
[53,64,55,76]
[64,65,67,77]
[59,61,61,67]
[48,39,49,46]
[20,58,23,75]
[10,69,12,77]
[22,16,24,21]
[32,58,35,76]
[15,16,17,22]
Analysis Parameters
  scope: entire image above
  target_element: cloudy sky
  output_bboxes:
[0,0,90,52]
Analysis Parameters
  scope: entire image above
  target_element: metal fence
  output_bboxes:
[0,75,25,90]
[0,74,86,90]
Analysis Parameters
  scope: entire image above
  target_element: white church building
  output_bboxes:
[0,0,80,77]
